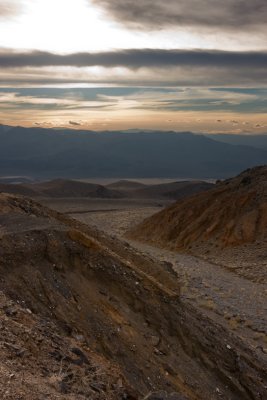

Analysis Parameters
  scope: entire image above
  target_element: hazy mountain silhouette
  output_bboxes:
[206,133,267,149]
[1,125,267,179]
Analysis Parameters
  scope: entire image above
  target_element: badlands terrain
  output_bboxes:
[0,170,266,399]
[130,166,267,283]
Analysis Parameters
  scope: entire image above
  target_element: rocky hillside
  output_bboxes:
[0,291,134,400]
[129,166,267,282]
[1,193,266,399]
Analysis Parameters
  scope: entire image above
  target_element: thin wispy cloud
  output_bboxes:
[0,87,265,114]
[0,91,116,111]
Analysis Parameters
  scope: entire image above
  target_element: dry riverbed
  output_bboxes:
[48,198,267,356]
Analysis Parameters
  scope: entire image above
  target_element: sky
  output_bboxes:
[0,0,266,133]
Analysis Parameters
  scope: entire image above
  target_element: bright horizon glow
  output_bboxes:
[0,87,266,134]
[2,110,267,134]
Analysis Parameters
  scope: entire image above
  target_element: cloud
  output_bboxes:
[0,0,23,19]
[1,87,266,133]
[0,90,121,112]
[0,49,266,69]
[0,87,265,115]
[91,0,267,32]
[0,51,266,88]
[101,87,266,113]
[69,120,81,126]
[0,65,267,88]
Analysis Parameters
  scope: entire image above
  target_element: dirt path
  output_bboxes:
[127,240,267,349]
[71,208,267,355]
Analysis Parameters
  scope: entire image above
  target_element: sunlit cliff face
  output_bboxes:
[0,0,266,132]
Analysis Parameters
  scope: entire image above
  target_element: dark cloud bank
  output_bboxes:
[1,49,267,69]
[91,0,267,30]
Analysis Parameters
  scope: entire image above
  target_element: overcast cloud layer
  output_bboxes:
[0,0,266,132]
[92,0,267,31]
[1,49,267,69]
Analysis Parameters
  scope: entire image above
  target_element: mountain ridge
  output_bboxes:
[1,125,267,179]
[0,178,214,200]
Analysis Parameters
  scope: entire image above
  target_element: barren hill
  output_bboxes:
[107,180,147,191]
[30,179,123,198]
[132,181,214,200]
[129,166,267,282]
[0,179,213,201]
[0,183,39,197]
[0,179,123,199]
[107,180,214,200]
[0,193,265,399]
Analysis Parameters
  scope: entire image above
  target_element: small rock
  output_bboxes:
[4,307,17,317]
[151,336,161,346]
[90,382,106,392]
[71,347,90,365]
[74,334,84,342]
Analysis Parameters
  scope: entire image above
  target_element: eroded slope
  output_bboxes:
[129,166,267,282]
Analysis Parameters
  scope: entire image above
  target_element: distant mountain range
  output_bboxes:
[206,134,267,150]
[0,125,267,179]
